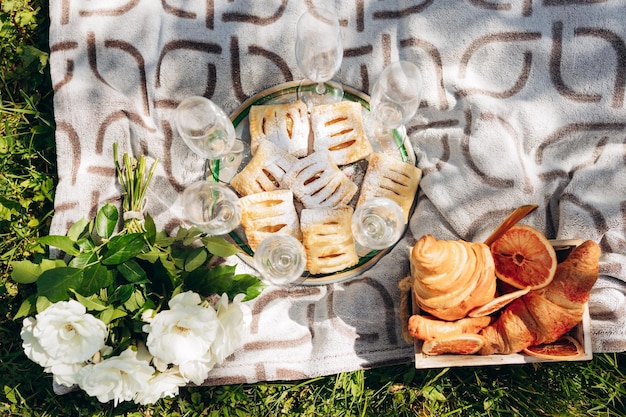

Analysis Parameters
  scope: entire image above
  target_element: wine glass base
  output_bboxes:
[364,115,409,161]
[297,79,344,109]
[205,139,245,183]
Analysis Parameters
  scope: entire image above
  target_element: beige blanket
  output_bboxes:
[48,0,626,385]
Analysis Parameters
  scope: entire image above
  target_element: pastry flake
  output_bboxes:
[282,149,358,209]
[249,100,310,157]
[356,152,422,222]
[310,101,372,165]
[300,206,359,275]
[239,189,301,252]
[229,139,298,197]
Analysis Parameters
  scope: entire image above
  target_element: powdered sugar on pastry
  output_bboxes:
[357,152,422,222]
[249,100,310,157]
[282,149,358,209]
[300,206,359,275]
[230,139,298,196]
[310,101,372,166]
[239,189,302,251]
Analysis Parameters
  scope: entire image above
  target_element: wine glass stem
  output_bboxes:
[315,82,326,95]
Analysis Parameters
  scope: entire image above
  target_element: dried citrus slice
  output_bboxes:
[490,224,557,290]
[421,334,485,355]
[523,336,584,360]
[467,287,530,317]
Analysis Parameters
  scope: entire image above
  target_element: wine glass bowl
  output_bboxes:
[366,61,423,140]
[182,180,242,236]
[253,234,307,286]
[295,6,344,107]
[175,96,237,160]
[351,197,405,251]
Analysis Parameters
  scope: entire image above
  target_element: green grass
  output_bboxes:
[1,1,625,416]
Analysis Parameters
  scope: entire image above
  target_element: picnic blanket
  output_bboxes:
[48,0,626,386]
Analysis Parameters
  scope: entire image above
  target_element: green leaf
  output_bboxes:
[96,203,119,239]
[136,250,160,263]
[202,236,241,257]
[36,267,83,302]
[144,212,157,245]
[101,233,145,265]
[68,250,98,269]
[182,227,204,246]
[78,263,115,296]
[185,264,236,296]
[10,259,66,284]
[37,235,80,256]
[117,259,147,283]
[36,296,52,313]
[231,273,265,301]
[99,306,127,325]
[76,237,96,252]
[67,217,89,241]
[14,295,36,319]
[184,247,208,272]
[70,290,107,311]
[108,283,135,305]
[123,289,146,313]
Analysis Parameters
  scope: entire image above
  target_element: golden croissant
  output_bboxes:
[478,240,600,355]
[408,314,491,341]
[411,235,497,321]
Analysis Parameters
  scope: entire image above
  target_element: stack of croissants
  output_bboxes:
[406,232,601,356]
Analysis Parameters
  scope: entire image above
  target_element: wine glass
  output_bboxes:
[365,61,422,153]
[351,197,405,254]
[182,180,242,236]
[294,6,344,108]
[175,96,243,182]
[253,234,307,287]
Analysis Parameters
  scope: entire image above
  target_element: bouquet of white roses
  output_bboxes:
[11,145,263,405]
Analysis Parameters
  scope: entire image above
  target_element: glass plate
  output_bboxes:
[222,81,417,285]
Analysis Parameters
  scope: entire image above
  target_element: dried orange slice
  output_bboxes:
[490,224,557,290]
[421,334,485,355]
[523,336,584,360]
[467,287,530,317]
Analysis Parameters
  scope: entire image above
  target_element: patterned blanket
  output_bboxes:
[48,0,626,385]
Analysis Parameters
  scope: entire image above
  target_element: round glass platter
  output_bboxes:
[219,81,417,285]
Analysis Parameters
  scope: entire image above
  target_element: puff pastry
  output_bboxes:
[239,189,301,252]
[282,149,358,208]
[300,206,359,275]
[310,101,372,165]
[249,100,310,157]
[229,139,298,197]
[356,152,422,222]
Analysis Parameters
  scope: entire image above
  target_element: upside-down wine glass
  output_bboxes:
[365,61,423,154]
[295,6,344,108]
[253,234,307,287]
[351,197,405,256]
[175,96,244,183]
[181,180,242,236]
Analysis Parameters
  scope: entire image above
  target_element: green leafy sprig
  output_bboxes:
[10,144,263,354]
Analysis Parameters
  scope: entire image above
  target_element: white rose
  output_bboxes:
[211,293,250,364]
[22,300,107,366]
[134,367,187,405]
[47,362,85,387]
[145,291,220,371]
[21,316,56,368]
[178,359,216,385]
[77,348,155,406]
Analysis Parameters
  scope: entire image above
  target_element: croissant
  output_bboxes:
[411,235,497,321]
[408,314,491,341]
[479,240,600,355]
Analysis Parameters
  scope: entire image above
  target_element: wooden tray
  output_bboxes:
[413,239,593,368]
